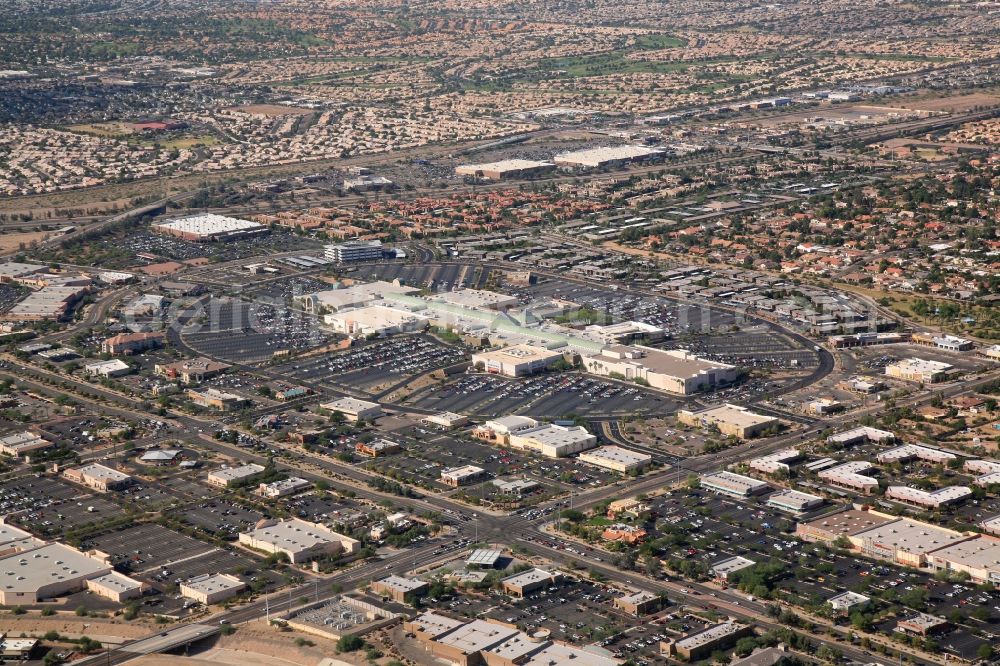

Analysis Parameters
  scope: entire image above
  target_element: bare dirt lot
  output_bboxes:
[0,230,52,252]
[892,92,1000,113]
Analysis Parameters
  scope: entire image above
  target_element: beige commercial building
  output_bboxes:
[455,159,556,181]
[62,463,133,493]
[678,404,778,439]
[885,358,953,383]
[583,346,737,396]
[472,345,565,377]
[206,463,266,488]
[319,397,383,422]
[180,573,247,605]
[86,571,145,602]
[578,446,651,473]
[372,575,429,604]
[507,424,597,458]
[239,519,361,564]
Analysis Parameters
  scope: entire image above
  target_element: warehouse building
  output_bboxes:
[678,404,778,439]
[180,573,246,605]
[578,445,651,473]
[699,471,771,498]
[0,542,120,604]
[239,519,360,564]
[885,358,953,383]
[372,575,429,604]
[63,463,133,493]
[319,397,383,422]
[472,344,564,377]
[207,463,266,488]
[554,145,664,169]
[151,214,267,242]
[455,159,556,181]
[507,424,597,458]
[325,240,385,263]
[583,346,737,396]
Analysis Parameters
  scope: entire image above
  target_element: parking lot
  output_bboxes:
[0,476,122,538]
[171,499,265,540]
[660,327,818,370]
[183,296,329,363]
[276,334,467,392]
[408,373,673,419]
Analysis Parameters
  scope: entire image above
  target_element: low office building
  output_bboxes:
[501,568,561,598]
[766,489,824,514]
[827,591,870,614]
[749,449,801,475]
[606,498,651,520]
[83,359,131,378]
[180,573,246,605]
[711,556,756,581]
[602,524,647,544]
[678,404,778,439]
[671,623,753,661]
[614,590,663,616]
[86,571,144,602]
[0,633,38,660]
[424,412,469,428]
[356,439,402,457]
[63,463,133,493]
[578,445,651,473]
[911,333,974,352]
[155,357,230,384]
[0,431,51,457]
[583,346,737,396]
[258,477,312,499]
[885,358,953,383]
[455,159,556,181]
[151,214,266,242]
[207,463,266,488]
[319,397,383,422]
[372,575,429,604]
[441,465,487,487]
[508,424,597,458]
[827,426,895,447]
[492,478,540,496]
[700,471,771,498]
[239,518,360,564]
[817,461,879,494]
[187,388,247,411]
[877,444,955,465]
[896,613,948,636]
[472,345,564,377]
[926,536,1000,587]
[885,485,972,509]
